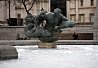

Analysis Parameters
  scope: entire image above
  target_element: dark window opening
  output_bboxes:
[80,0,83,6]
[50,0,67,17]
[7,18,17,26]
[91,0,94,6]
[89,13,94,23]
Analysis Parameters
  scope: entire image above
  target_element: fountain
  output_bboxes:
[24,8,75,48]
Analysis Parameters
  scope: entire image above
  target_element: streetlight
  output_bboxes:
[8,0,10,22]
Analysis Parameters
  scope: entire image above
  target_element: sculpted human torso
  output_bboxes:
[45,12,60,27]
[24,8,75,42]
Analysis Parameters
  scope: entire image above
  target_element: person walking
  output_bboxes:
[72,32,78,40]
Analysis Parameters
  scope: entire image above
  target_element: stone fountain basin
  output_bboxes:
[0,45,18,60]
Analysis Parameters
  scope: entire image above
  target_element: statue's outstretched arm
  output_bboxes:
[57,14,75,30]
[60,14,69,21]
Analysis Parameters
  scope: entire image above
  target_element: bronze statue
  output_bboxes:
[24,8,75,42]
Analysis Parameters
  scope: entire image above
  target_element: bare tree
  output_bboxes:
[22,0,36,14]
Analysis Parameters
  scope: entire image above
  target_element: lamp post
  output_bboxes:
[8,0,10,23]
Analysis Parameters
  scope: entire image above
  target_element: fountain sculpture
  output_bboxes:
[24,8,75,48]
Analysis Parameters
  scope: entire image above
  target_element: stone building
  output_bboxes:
[93,0,98,40]
[0,0,50,26]
[67,0,96,24]
[0,0,96,26]
[64,0,96,40]
[0,0,97,40]
[0,0,50,40]
[50,0,96,40]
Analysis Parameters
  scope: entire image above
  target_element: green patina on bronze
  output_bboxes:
[24,8,75,42]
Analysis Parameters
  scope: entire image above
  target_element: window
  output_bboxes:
[80,0,83,6]
[70,14,76,22]
[79,14,85,23]
[89,13,94,22]
[91,0,94,6]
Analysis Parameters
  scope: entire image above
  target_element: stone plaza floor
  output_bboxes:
[0,45,98,68]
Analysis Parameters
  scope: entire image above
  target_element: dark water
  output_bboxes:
[0,45,98,68]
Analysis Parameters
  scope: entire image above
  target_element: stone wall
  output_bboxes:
[62,25,93,33]
[0,26,25,40]
[0,25,94,40]
[60,25,94,40]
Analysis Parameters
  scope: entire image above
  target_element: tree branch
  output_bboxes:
[27,0,35,11]
[22,0,29,13]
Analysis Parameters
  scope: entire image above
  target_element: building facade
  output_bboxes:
[0,0,97,40]
[65,0,96,40]
[0,0,96,26]
[67,0,96,24]
[0,0,50,26]
[93,0,98,40]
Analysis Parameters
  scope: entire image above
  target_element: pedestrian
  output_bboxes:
[72,32,78,40]
[16,34,20,40]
